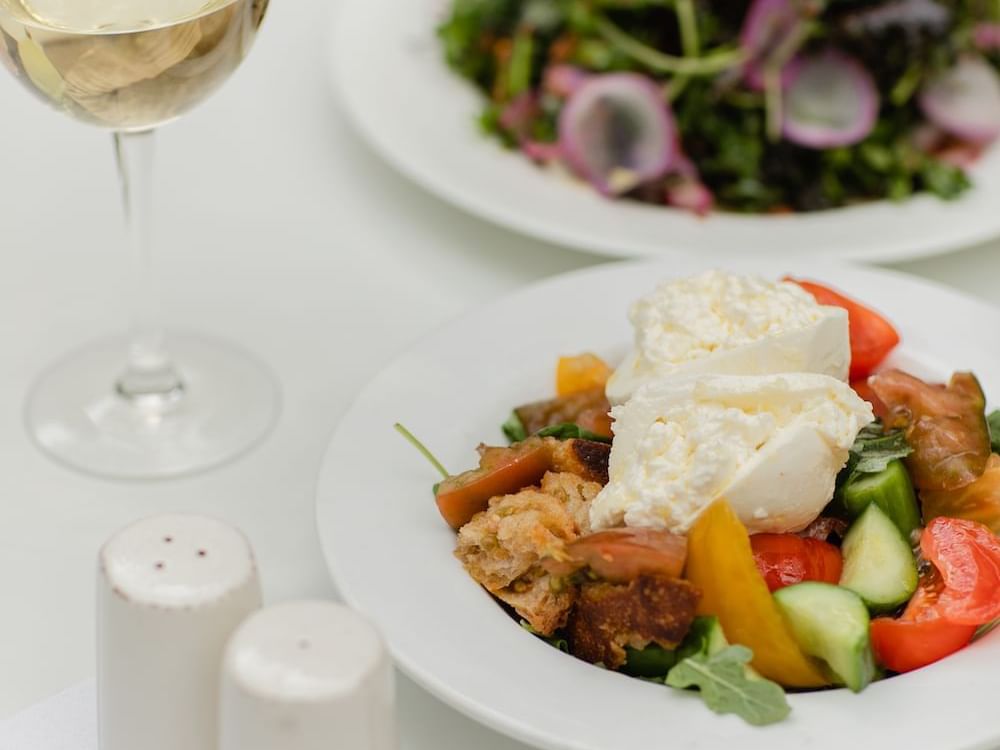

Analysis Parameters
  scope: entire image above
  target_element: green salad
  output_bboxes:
[439,0,1000,213]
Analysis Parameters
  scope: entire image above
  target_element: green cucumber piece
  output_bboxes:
[839,503,918,613]
[841,459,920,541]
[773,582,876,692]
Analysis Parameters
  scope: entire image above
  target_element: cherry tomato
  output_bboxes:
[787,278,900,380]
[750,533,844,593]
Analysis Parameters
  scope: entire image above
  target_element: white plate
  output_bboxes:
[332,0,1000,262]
[317,258,1000,750]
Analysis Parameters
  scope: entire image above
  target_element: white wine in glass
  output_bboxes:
[0,0,277,478]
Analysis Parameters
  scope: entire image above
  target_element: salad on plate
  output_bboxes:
[439,0,1000,213]
[399,270,1000,726]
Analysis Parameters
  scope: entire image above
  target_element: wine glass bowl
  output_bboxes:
[0,0,268,130]
[1,0,277,479]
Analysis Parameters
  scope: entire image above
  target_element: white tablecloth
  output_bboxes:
[1,0,998,746]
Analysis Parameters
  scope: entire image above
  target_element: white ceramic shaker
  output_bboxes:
[97,513,262,750]
[219,600,397,750]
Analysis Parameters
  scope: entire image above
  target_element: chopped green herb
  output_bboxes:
[520,620,570,652]
[839,422,912,488]
[665,646,791,727]
[987,410,1000,454]
[974,618,1000,641]
[394,423,450,479]
[502,411,529,443]
[535,423,612,443]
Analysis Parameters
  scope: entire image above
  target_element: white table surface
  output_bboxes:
[1,0,998,745]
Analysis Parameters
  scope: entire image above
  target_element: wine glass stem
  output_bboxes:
[112,130,184,406]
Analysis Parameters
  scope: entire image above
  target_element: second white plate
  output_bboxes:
[317,257,1000,750]
[332,0,1000,262]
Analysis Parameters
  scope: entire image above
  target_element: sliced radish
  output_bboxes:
[522,140,562,162]
[666,177,715,215]
[558,73,676,196]
[740,0,801,91]
[543,64,590,98]
[499,92,538,141]
[920,56,1000,144]
[782,50,879,149]
[973,23,1000,52]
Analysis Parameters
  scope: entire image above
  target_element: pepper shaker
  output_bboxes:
[219,600,397,750]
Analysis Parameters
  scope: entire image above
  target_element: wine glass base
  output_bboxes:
[26,334,280,480]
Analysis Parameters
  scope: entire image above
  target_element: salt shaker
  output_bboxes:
[98,513,261,750]
[219,600,397,750]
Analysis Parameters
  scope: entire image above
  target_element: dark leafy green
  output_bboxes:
[535,422,612,443]
[502,411,529,443]
[520,620,569,652]
[840,422,913,487]
[987,410,1000,454]
[665,646,791,726]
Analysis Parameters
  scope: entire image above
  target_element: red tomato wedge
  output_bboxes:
[544,528,687,584]
[922,516,1000,624]
[870,517,1000,673]
[749,534,843,592]
[869,370,990,492]
[786,278,900,380]
[870,588,977,674]
[435,441,550,530]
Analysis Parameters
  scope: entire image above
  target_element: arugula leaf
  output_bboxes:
[840,422,912,486]
[974,618,1000,642]
[519,620,569,652]
[535,423,612,443]
[987,410,1000,454]
[666,646,791,726]
[502,412,528,443]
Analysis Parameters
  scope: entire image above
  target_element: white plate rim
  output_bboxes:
[316,257,1000,750]
[330,0,1000,263]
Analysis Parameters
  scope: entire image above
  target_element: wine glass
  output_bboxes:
[0,0,276,478]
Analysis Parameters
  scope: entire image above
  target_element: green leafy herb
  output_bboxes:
[535,423,612,443]
[623,643,677,678]
[502,411,529,443]
[665,646,791,727]
[987,410,1000,454]
[394,423,450,479]
[520,620,569,652]
[974,618,1000,641]
[840,422,912,486]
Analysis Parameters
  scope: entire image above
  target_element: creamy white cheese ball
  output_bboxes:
[591,373,874,535]
[605,271,850,405]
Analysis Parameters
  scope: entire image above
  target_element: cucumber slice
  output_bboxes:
[773,582,876,692]
[840,503,918,613]
[841,459,920,541]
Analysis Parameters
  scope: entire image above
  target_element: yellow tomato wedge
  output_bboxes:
[686,501,829,688]
[556,353,611,397]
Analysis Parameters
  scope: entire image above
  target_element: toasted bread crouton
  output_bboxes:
[455,471,601,634]
[544,438,610,485]
[494,569,575,635]
[567,575,701,670]
[538,471,600,535]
